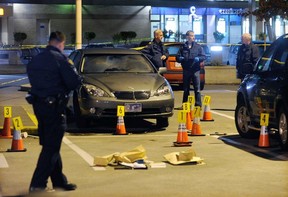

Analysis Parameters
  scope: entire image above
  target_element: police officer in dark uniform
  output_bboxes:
[176,30,206,107]
[141,29,169,70]
[27,31,82,193]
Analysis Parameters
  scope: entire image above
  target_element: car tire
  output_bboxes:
[156,117,169,128]
[235,101,258,138]
[277,107,288,150]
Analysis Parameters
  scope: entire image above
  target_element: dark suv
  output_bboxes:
[235,34,288,150]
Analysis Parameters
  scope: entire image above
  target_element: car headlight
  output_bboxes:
[154,83,171,96]
[83,84,108,97]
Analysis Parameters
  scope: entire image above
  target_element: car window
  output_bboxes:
[81,54,154,73]
[270,39,288,72]
[255,44,277,73]
[69,51,77,61]
[165,45,181,56]
[69,51,82,70]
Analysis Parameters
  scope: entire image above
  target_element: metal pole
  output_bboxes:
[248,0,256,40]
[75,0,82,49]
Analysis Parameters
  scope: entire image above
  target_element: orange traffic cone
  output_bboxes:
[186,111,193,131]
[7,129,27,152]
[115,116,127,135]
[258,125,270,148]
[190,116,205,136]
[201,104,214,122]
[174,122,192,147]
[0,117,13,139]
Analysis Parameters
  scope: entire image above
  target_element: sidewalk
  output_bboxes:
[0,63,27,75]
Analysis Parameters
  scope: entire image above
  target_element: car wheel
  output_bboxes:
[277,107,288,150]
[73,93,90,128]
[235,101,257,138]
[156,117,169,128]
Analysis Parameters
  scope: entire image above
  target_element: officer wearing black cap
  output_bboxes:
[27,31,82,193]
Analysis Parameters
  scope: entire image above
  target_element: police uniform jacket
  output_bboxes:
[27,45,81,98]
[141,39,169,69]
[176,41,206,71]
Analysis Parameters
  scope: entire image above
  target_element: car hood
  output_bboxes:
[82,73,166,92]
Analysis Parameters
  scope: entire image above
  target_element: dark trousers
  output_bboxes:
[30,101,68,189]
[182,69,202,107]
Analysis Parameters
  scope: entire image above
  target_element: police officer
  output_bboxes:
[27,31,82,193]
[141,29,169,70]
[236,33,259,81]
[176,30,206,107]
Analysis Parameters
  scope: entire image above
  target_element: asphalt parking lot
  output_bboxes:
[0,74,287,197]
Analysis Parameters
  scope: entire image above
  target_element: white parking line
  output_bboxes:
[211,110,235,120]
[202,90,237,93]
[62,137,106,171]
[0,77,28,86]
[0,153,9,168]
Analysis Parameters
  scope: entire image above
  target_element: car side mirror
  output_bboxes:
[158,67,167,75]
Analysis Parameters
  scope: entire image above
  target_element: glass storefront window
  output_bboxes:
[243,17,249,34]
[217,18,226,34]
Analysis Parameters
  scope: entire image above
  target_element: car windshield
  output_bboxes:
[80,54,155,73]
[166,45,181,56]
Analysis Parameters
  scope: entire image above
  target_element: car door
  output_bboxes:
[252,39,288,123]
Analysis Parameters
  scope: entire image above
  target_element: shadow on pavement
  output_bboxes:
[218,134,288,161]
[66,117,165,135]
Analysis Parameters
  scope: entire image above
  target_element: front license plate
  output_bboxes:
[175,62,182,68]
[125,103,142,112]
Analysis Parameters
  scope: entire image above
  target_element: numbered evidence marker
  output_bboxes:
[117,106,125,117]
[193,106,201,118]
[7,116,27,152]
[203,96,211,106]
[182,102,190,112]
[12,117,24,131]
[4,106,12,118]
[12,117,28,138]
[188,96,195,106]
[260,113,269,127]
[258,113,270,148]
[178,110,186,123]
[1,107,13,138]
[174,110,192,146]
[115,106,127,135]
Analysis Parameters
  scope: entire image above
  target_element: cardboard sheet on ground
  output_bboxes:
[164,148,204,165]
[94,145,147,166]
[94,153,118,166]
[114,145,147,163]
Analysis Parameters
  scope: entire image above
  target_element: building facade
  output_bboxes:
[0,1,287,46]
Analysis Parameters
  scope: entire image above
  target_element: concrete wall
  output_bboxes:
[9,4,151,45]
[205,66,241,84]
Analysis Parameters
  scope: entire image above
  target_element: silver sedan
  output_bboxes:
[68,48,174,128]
